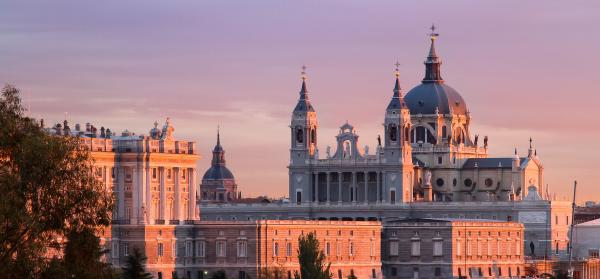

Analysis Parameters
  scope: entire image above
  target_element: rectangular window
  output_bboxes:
[456,241,461,256]
[326,242,331,256]
[158,243,164,257]
[167,169,172,179]
[237,241,247,257]
[477,240,482,256]
[112,242,119,258]
[111,167,116,178]
[507,239,512,255]
[286,242,292,257]
[497,239,502,256]
[433,241,443,256]
[516,240,521,256]
[487,240,492,256]
[123,243,129,256]
[434,267,441,277]
[391,267,397,276]
[349,242,354,256]
[217,241,226,257]
[390,241,399,256]
[197,241,206,257]
[152,168,157,179]
[411,241,421,256]
[173,242,177,257]
[182,170,186,179]
[337,242,342,256]
[186,241,192,257]
[466,240,472,256]
[273,242,279,257]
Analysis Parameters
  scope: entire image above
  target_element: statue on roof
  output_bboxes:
[161,117,175,141]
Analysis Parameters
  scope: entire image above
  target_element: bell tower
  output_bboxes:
[382,65,414,203]
[290,66,318,165]
[289,66,318,204]
[383,65,412,165]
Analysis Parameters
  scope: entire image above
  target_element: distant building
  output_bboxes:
[573,218,600,259]
[575,206,600,224]
[200,130,238,203]
[382,218,524,279]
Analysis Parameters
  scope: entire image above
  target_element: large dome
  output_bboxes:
[202,165,235,180]
[405,83,468,115]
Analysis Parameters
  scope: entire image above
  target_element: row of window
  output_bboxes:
[272,240,375,258]
[112,240,247,259]
[389,240,442,257]
[456,239,521,257]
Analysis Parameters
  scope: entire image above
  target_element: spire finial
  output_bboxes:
[301,65,307,81]
[429,24,439,41]
[529,137,533,148]
[394,61,401,77]
[217,125,221,145]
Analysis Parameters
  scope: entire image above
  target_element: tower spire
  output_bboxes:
[293,65,315,112]
[423,24,444,83]
[387,62,407,110]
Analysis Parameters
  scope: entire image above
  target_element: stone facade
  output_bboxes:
[383,218,524,279]
[110,220,381,279]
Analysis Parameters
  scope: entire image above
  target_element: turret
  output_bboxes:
[290,66,318,165]
[383,65,412,164]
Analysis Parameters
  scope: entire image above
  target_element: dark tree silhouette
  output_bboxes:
[294,232,332,279]
[121,248,152,279]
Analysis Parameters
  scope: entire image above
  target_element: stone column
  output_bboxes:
[145,166,152,224]
[117,166,125,220]
[159,167,166,221]
[132,167,139,224]
[382,171,387,204]
[189,168,198,220]
[326,172,331,204]
[376,171,381,204]
[314,172,319,203]
[338,172,343,204]
[364,171,368,204]
[174,167,180,222]
[352,172,356,203]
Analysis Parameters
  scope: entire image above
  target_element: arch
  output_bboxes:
[310,128,316,144]
[388,124,397,142]
[296,128,304,143]
[452,125,467,144]
[410,125,436,144]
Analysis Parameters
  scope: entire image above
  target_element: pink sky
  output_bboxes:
[2,1,599,202]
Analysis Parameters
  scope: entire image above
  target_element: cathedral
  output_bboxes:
[288,28,545,205]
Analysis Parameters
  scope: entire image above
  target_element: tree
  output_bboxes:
[63,228,113,278]
[0,84,114,276]
[525,261,539,277]
[121,248,152,279]
[258,266,286,279]
[210,270,228,279]
[294,232,332,279]
[346,271,357,279]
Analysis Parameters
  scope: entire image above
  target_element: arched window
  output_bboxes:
[442,126,447,138]
[310,128,316,144]
[411,126,436,144]
[388,124,397,142]
[296,128,304,143]
[404,126,410,142]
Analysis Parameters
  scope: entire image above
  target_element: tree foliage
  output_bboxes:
[0,84,113,276]
[258,266,286,279]
[294,232,332,279]
[121,248,152,279]
[210,270,228,279]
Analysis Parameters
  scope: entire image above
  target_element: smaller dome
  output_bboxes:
[202,165,235,180]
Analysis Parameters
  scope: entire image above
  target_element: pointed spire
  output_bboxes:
[423,24,444,83]
[528,137,534,157]
[212,128,225,165]
[294,65,315,112]
[387,62,408,110]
